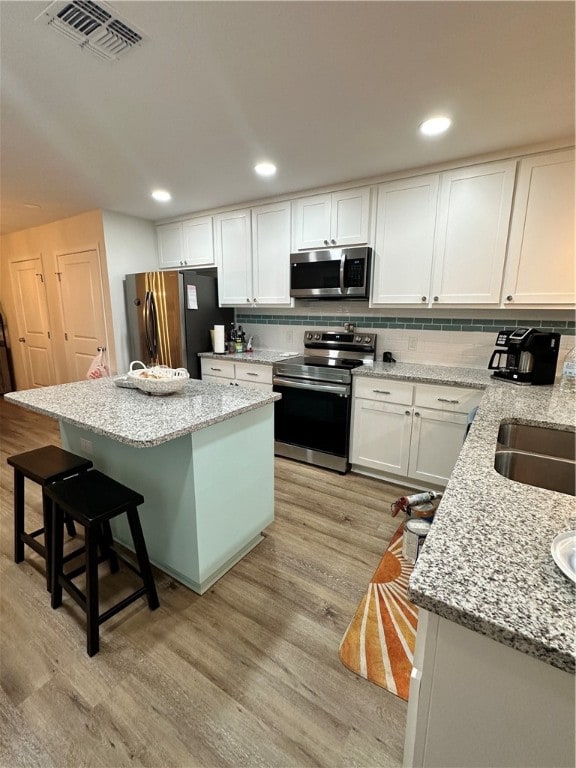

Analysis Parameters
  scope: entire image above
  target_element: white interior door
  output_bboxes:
[56,249,108,382]
[9,256,56,388]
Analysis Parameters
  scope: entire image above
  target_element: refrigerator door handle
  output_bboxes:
[148,290,158,362]
[143,290,151,360]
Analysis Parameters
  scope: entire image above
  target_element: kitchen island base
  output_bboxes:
[60,404,274,594]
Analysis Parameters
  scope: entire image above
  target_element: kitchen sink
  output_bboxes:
[497,423,575,461]
[495,450,576,496]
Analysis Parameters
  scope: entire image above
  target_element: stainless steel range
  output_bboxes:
[273,330,376,473]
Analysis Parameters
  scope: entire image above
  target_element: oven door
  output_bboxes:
[273,376,351,473]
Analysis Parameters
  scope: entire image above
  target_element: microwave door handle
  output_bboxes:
[339,253,346,295]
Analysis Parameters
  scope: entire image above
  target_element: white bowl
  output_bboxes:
[127,361,190,395]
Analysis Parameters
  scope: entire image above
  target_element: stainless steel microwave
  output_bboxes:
[290,246,371,299]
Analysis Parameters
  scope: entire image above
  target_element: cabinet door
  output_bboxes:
[157,222,183,268]
[235,362,273,387]
[330,187,371,247]
[292,194,332,250]
[502,149,575,305]
[351,399,412,475]
[372,175,439,305]
[431,161,516,304]
[182,216,215,267]
[251,201,291,305]
[214,209,252,306]
[407,408,468,485]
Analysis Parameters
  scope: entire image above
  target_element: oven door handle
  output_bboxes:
[273,377,349,396]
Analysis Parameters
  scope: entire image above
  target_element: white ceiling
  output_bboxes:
[1,0,574,236]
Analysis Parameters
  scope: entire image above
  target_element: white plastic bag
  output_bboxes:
[86,347,110,379]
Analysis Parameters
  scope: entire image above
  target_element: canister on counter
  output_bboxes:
[402,518,432,564]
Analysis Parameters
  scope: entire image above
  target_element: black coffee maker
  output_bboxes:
[488,328,561,385]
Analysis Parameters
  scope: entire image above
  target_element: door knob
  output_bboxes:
[18,337,25,342]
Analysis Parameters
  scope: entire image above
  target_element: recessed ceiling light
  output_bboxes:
[419,116,452,136]
[254,162,277,177]
[151,189,172,202]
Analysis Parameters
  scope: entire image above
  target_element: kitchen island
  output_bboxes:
[6,377,281,594]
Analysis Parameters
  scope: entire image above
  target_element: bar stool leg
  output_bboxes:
[42,492,53,592]
[126,508,159,610]
[85,526,100,657]
[98,522,120,574]
[51,502,64,609]
[64,515,77,538]
[14,469,25,563]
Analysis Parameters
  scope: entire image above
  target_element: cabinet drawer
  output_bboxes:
[201,359,235,379]
[354,377,414,405]
[235,363,273,385]
[414,384,482,414]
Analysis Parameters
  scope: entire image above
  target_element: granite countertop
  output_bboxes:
[407,382,576,673]
[5,377,280,448]
[198,350,299,364]
[353,361,493,388]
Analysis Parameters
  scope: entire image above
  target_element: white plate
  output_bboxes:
[550,531,576,583]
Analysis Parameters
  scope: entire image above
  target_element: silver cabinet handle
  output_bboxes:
[246,372,259,377]
[421,296,427,302]
[415,412,420,417]
[324,239,329,246]
[433,296,439,302]
[373,389,391,395]
[210,367,222,372]
[405,410,411,416]
[506,295,513,302]
[330,239,337,245]
[437,397,459,404]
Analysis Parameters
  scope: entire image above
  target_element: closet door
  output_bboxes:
[9,255,56,388]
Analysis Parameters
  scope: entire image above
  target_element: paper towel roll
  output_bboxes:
[213,325,225,354]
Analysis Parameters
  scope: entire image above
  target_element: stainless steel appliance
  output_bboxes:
[290,246,371,299]
[488,327,561,385]
[273,330,376,473]
[124,270,233,378]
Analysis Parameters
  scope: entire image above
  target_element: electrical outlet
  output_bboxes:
[80,437,93,454]
[408,336,418,351]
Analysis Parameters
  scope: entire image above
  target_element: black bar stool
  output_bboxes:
[7,445,93,590]
[46,469,160,657]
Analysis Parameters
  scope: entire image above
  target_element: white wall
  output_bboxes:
[102,211,158,373]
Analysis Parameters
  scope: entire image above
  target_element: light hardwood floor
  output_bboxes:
[0,397,409,768]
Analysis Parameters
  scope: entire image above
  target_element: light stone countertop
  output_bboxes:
[5,377,280,448]
[353,361,493,388]
[407,382,576,673]
[198,350,299,364]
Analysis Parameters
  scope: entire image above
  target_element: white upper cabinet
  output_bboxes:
[214,209,252,305]
[157,222,183,268]
[502,149,575,305]
[157,216,215,269]
[251,201,291,306]
[371,174,439,305]
[430,160,516,304]
[214,203,291,307]
[182,216,215,268]
[292,187,372,250]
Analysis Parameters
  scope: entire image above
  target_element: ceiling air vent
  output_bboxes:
[35,0,147,62]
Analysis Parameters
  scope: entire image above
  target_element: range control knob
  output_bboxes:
[314,333,321,340]
[355,335,362,342]
[364,336,372,343]
[306,332,313,340]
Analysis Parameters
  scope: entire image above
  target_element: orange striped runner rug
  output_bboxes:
[338,522,418,701]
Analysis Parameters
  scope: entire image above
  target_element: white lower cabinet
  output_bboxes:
[200,358,272,391]
[351,378,482,486]
[404,611,575,768]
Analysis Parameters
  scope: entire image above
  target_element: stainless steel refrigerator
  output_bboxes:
[124,270,233,379]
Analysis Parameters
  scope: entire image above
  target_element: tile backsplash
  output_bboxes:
[236,305,574,369]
